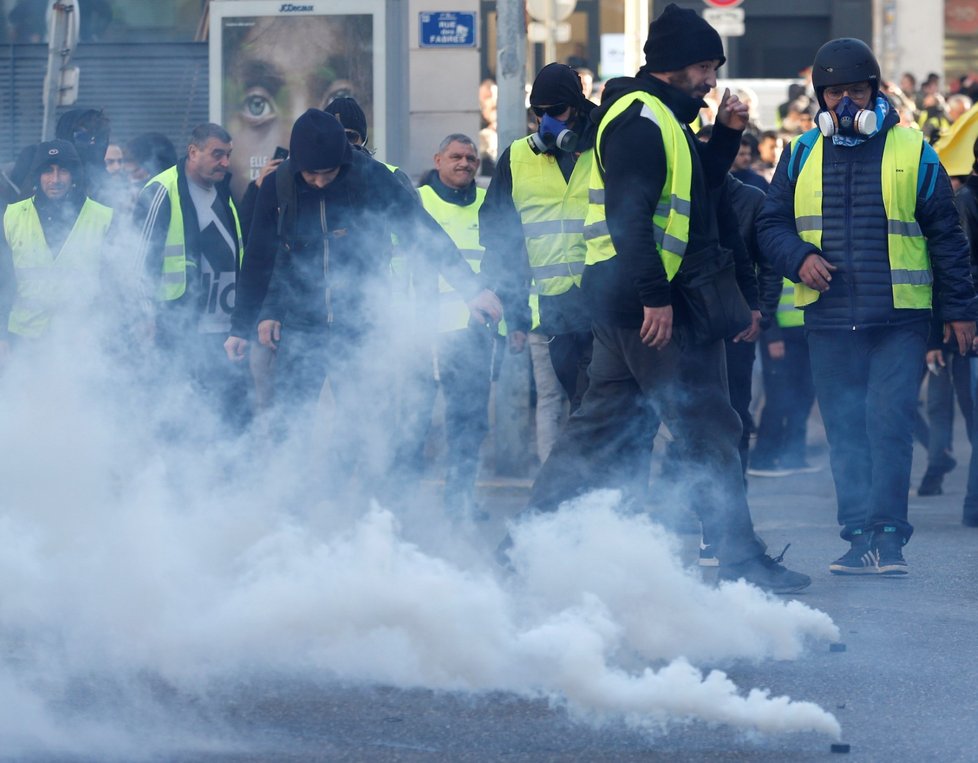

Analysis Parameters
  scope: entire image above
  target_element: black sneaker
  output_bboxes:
[829,541,879,575]
[916,472,944,496]
[872,530,909,576]
[717,544,811,594]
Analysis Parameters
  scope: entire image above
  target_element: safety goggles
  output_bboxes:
[531,104,568,118]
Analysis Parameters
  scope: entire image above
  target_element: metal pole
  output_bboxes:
[41,2,74,141]
[544,0,556,65]
[496,0,527,150]
[623,0,649,77]
[493,0,531,477]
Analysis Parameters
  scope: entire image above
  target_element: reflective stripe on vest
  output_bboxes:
[509,139,589,297]
[146,166,244,301]
[3,197,112,337]
[418,183,486,332]
[584,92,692,281]
[776,278,805,327]
[790,127,932,309]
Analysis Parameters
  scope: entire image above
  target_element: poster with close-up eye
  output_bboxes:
[209,0,386,200]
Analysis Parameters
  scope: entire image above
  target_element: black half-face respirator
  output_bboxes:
[527,113,578,154]
[817,95,877,138]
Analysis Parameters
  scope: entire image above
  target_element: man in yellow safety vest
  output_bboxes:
[0,140,113,363]
[132,123,249,434]
[757,38,978,575]
[505,3,811,594]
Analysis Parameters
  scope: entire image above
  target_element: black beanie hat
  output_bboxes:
[529,63,586,108]
[289,108,352,172]
[643,3,726,73]
[31,139,82,177]
[324,97,368,144]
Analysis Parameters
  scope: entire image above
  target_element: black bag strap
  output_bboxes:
[274,158,297,246]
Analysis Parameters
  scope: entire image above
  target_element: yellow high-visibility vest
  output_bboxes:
[790,127,932,309]
[146,166,244,301]
[509,138,590,296]
[418,184,486,332]
[776,278,805,327]
[4,196,112,337]
[584,91,693,280]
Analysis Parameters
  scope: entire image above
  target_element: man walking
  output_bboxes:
[757,38,978,575]
[226,110,500,499]
[133,123,248,433]
[514,4,811,594]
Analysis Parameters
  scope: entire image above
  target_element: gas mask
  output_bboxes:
[527,114,578,154]
[816,95,877,138]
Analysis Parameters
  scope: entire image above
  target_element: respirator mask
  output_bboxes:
[527,112,578,154]
[817,95,877,138]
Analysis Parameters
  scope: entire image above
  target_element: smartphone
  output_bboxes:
[272,146,289,161]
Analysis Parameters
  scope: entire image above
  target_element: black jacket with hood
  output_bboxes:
[582,72,742,329]
[232,145,481,340]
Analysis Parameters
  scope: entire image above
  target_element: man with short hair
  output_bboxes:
[758,38,978,574]
[410,133,495,515]
[0,140,113,358]
[515,3,811,594]
[731,134,769,192]
[132,123,248,432]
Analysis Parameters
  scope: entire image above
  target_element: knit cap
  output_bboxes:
[289,108,352,172]
[31,139,82,177]
[529,63,586,107]
[644,3,726,73]
[324,97,368,144]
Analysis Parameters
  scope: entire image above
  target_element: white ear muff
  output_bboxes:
[817,110,838,137]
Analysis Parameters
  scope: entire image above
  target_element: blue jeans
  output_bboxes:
[962,358,978,522]
[807,322,927,542]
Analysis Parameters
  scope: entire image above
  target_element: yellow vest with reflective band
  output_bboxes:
[148,165,244,301]
[418,184,486,332]
[584,91,693,281]
[3,196,112,338]
[791,128,932,309]
[509,138,589,297]
[776,278,805,327]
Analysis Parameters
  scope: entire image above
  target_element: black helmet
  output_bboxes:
[811,38,880,107]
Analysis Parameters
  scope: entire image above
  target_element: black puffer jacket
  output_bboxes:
[756,110,978,329]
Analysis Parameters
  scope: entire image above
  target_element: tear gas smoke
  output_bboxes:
[0,228,841,760]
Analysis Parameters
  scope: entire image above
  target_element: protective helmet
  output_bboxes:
[811,38,880,108]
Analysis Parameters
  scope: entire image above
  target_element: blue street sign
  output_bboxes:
[419,11,477,48]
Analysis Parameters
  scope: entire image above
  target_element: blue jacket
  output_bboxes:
[756,111,978,330]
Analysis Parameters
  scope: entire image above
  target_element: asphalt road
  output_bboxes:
[15,417,978,763]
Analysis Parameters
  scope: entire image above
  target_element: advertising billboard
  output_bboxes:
[209,0,387,199]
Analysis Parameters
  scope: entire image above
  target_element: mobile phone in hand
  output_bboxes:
[273,146,289,161]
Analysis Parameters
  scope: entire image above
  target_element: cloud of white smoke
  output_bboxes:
[0,291,841,760]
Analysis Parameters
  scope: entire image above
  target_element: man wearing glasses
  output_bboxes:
[758,38,978,576]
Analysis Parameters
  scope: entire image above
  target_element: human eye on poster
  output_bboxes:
[209,0,386,200]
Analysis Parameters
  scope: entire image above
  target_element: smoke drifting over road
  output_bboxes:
[0,314,840,760]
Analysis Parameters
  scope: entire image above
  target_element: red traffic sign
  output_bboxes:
[703,0,744,7]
